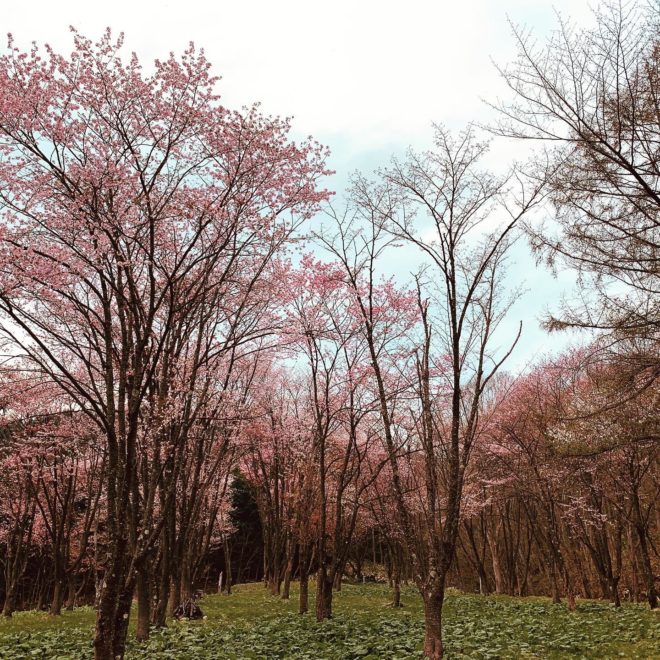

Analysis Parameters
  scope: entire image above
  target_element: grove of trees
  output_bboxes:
[0,4,658,659]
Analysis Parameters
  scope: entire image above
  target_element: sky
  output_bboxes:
[4,0,595,369]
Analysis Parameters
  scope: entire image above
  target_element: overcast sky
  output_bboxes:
[5,0,594,368]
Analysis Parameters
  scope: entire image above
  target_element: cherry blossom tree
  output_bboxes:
[324,126,542,658]
[0,29,329,659]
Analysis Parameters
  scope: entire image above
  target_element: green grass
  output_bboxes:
[0,583,658,658]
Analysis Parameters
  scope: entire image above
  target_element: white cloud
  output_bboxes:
[6,0,594,149]
[4,0,597,364]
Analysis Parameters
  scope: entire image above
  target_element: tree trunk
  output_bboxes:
[333,567,343,592]
[50,579,65,616]
[168,570,182,617]
[65,574,76,611]
[635,528,658,609]
[112,583,135,660]
[422,588,444,659]
[224,536,233,595]
[136,565,151,642]
[549,559,561,604]
[268,568,281,596]
[1,587,16,618]
[611,575,621,608]
[315,565,334,621]
[487,525,504,594]
[153,553,170,627]
[565,578,576,611]
[299,572,309,614]
[181,559,193,601]
[477,563,489,595]
[94,575,121,660]
[282,552,293,600]
[391,546,402,607]
[628,526,639,602]
[392,575,402,607]
[561,560,576,611]
[36,582,47,612]
[94,539,131,660]
[299,543,312,614]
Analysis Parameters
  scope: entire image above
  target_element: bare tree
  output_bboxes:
[491,1,660,376]
[322,126,540,658]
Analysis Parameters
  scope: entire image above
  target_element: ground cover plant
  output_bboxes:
[1,583,658,659]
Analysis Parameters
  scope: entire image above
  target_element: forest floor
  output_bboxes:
[0,582,658,659]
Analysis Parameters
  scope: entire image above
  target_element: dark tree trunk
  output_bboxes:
[422,587,444,659]
[168,570,182,617]
[153,554,170,627]
[136,564,151,642]
[315,565,334,621]
[181,558,193,601]
[50,579,65,616]
[564,568,576,611]
[549,559,561,604]
[224,536,232,595]
[112,582,135,660]
[65,574,76,611]
[392,576,401,607]
[94,535,131,660]
[636,528,658,609]
[282,549,294,600]
[36,583,47,612]
[1,587,16,618]
[611,575,621,608]
[299,572,309,614]
[333,567,342,592]
[94,575,121,660]
[298,543,313,614]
